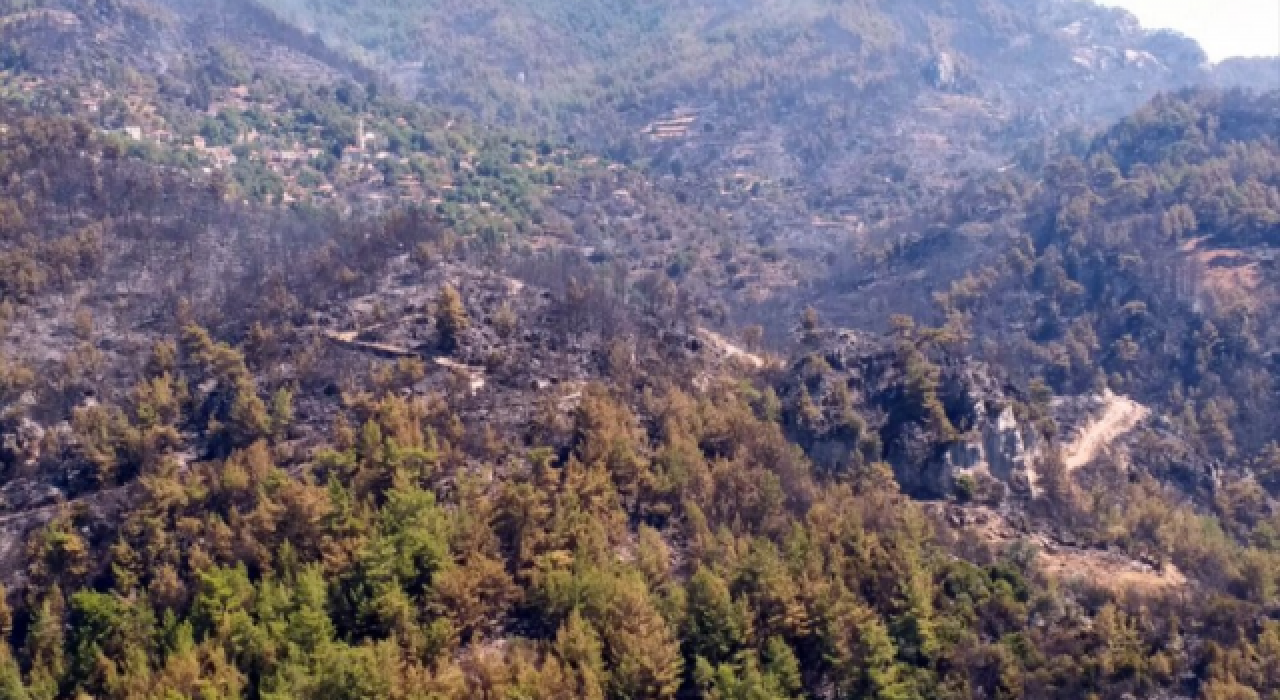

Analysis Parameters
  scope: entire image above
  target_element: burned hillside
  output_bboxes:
[0,0,1276,698]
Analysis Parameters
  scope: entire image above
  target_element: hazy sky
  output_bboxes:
[1097,0,1280,61]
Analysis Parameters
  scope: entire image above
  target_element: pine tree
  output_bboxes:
[763,637,803,696]
[0,644,28,700]
[603,579,683,700]
[554,610,607,700]
[0,586,11,641]
[228,378,271,447]
[684,567,747,666]
[435,284,469,353]
[821,592,910,700]
[270,387,294,439]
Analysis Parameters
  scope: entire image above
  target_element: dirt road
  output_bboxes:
[697,328,764,369]
[1063,391,1150,472]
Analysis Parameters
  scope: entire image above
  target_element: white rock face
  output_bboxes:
[983,405,1031,480]
[931,52,957,90]
[939,405,1034,496]
[942,391,1149,500]
[1124,49,1163,70]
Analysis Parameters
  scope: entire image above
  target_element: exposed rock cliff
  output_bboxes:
[778,330,1040,499]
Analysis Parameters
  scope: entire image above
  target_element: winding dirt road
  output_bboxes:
[696,328,764,369]
[1062,391,1150,472]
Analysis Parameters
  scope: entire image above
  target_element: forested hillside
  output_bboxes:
[0,0,1277,698]
[259,0,1218,206]
[264,0,1206,125]
[259,0,1272,310]
[830,89,1280,455]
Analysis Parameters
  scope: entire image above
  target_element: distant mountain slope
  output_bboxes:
[0,0,372,87]
[1212,57,1280,91]
[253,0,1259,256]
[260,0,1210,122]
[0,0,635,238]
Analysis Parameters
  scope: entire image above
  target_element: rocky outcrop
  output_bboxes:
[779,330,1038,499]
[775,330,1222,506]
[928,52,958,90]
[0,417,46,473]
[938,402,1036,495]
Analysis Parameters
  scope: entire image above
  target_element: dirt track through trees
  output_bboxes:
[696,328,764,368]
[1062,391,1150,472]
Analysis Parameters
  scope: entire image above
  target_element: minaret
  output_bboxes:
[357,118,365,153]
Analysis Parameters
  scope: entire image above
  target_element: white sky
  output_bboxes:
[1096,0,1280,61]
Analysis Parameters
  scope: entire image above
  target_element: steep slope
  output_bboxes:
[814,88,1280,472]
[0,0,747,274]
[248,0,1280,319]
[0,0,372,88]
[261,0,1211,126]
[258,1,1217,200]
[1059,391,1148,473]
[0,3,1279,699]
[0,116,1269,695]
